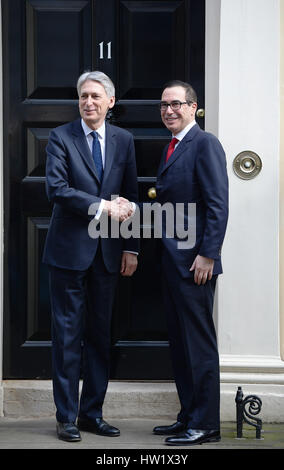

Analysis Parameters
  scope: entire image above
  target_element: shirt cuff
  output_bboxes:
[95,199,105,220]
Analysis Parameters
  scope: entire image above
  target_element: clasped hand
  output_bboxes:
[104,196,134,221]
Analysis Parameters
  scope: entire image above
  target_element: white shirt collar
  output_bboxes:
[173,120,196,142]
[81,118,106,141]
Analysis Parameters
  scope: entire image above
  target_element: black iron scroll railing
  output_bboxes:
[235,386,263,439]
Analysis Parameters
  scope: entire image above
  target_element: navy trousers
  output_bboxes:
[162,256,220,430]
[49,245,118,423]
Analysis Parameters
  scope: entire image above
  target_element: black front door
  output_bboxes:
[2,0,205,379]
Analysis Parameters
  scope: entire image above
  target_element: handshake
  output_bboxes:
[104,196,135,222]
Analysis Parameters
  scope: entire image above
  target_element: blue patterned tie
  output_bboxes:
[91,131,103,182]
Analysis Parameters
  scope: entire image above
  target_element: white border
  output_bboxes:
[0,0,4,416]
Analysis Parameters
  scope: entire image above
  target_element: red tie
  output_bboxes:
[166,137,179,162]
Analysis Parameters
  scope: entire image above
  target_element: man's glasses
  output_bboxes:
[159,100,192,111]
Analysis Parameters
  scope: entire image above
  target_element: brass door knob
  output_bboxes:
[147,187,156,199]
[196,108,205,118]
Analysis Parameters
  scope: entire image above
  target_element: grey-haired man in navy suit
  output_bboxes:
[43,71,139,442]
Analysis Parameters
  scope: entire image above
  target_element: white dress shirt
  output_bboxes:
[172,120,197,149]
[81,119,106,168]
[81,119,137,255]
[81,119,107,219]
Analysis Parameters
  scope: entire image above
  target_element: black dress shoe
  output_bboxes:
[153,421,187,435]
[77,417,120,437]
[56,422,81,442]
[165,428,221,446]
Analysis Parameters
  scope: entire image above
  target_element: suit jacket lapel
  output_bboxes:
[102,122,116,187]
[158,123,200,176]
[157,147,167,176]
[72,118,101,183]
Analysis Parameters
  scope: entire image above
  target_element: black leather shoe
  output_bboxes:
[56,422,81,442]
[165,428,221,446]
[153,421,187,435]
[77,417,120,437]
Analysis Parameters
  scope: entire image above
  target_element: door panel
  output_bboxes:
[119,1,185,100]
[2,0,205,378]
[26,0,92,99]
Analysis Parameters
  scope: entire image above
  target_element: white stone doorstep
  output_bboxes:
[220,355,284,374]
[1,378,284,422]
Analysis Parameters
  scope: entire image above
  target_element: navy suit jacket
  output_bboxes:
[156,123,228,278]
[43,118,139,272]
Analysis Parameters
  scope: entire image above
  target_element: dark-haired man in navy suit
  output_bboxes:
[153,81,228,446]
[43,71,139,442]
